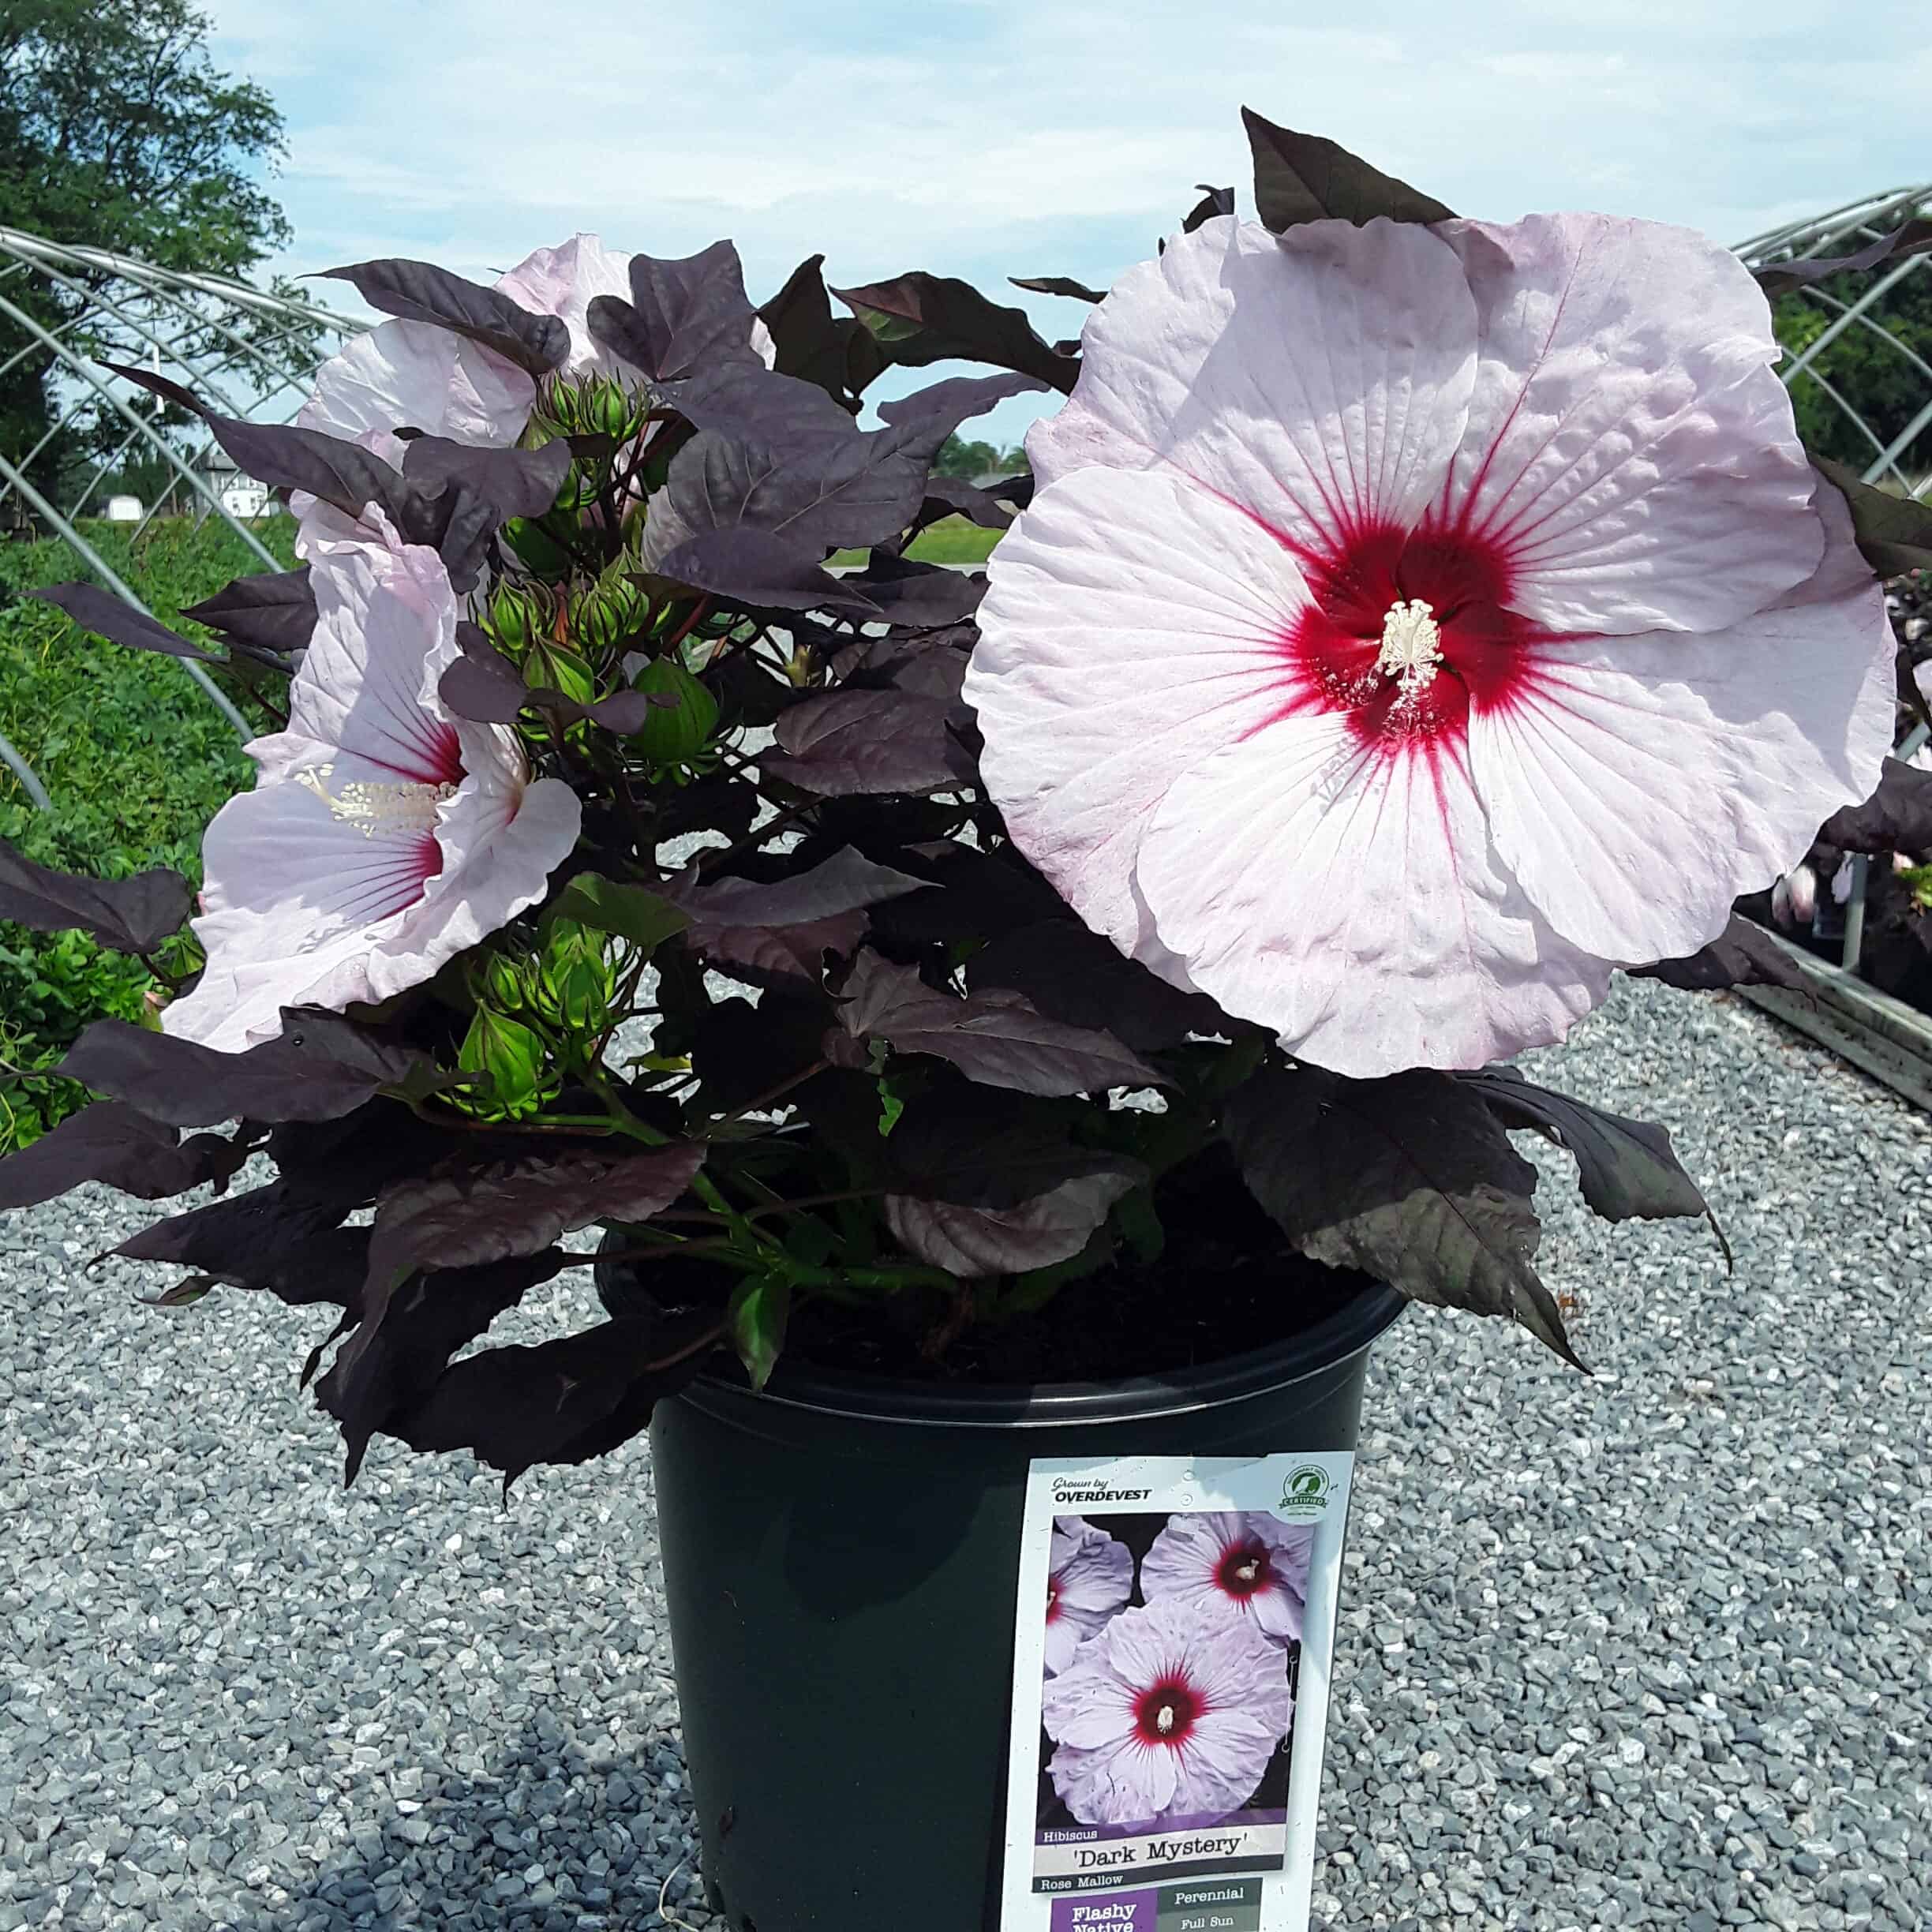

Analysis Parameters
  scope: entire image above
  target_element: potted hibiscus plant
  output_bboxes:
[7,107,1932,1932]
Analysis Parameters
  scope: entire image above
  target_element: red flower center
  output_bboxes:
[1282,518,1548,753]
[1133,1677,1201,1747]
[1046,1580,1061,1623]
[1215,1541,1272,1600]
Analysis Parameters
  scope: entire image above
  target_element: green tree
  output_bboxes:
[932,432,1030,481]
[0,0,293,504]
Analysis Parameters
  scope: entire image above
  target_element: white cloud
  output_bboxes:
[211,0,1932,442]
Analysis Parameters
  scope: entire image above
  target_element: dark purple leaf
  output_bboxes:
[866,844,1066,947]
[113,1181,368,1306]
[922,472,1030,530]
[320,257,567,374]
[833,950,1163,1096]
[828,622,973,687]
[1241,107,1454,230]
[833,273,1080,393]
[672,847,927,981]
[762,687,975,796]
[878,1088,1146,1277]
[839,556,984,627]
[0,837,191,953]
[106,362,407,519]
[1009,275,1106,303]
[1753,219,1932,297]
[873,371,1048,442]
[401,435,571,519]
[662,366,1033,557]
[1818,757,1932,852]
[317,1249,571,1481]
[688,987,836,1112]
[437,621,529,724]
[31,582,219,662]
[182,567,316,658]
[657,528,882,618]
[58,1012,429,1127]
[438,623,672,731]
[0,1105,245,1210]
[1631,914,1813,993]
[661,362,857,447]
[886,1180,1133,1278]
[369,1311,722,1481]
[1813,459,1932,578]
[584,241,762,383]
[968,920,1224,1050]
[367,1143,706,1290]
[758,253,847,391]
[1458,1068,1720,1237]
[1182,183,1235,232]
[1225,1063,1578,1365]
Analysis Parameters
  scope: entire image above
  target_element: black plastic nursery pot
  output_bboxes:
[644,1280,1406,1932]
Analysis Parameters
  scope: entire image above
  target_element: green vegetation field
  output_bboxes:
[833,515,1002,570]
[0,519,293,1148]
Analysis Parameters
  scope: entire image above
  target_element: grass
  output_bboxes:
[832,515,1002,571]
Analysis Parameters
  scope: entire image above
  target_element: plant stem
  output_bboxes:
[704,1059,828,1133]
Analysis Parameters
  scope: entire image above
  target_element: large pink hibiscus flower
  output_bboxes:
[162,518,581,1052]
[1139,1511,1312,1649]
[1044,1515,1133,1676]
[964,214,1896,1076]
[1040,1596,1291,1829]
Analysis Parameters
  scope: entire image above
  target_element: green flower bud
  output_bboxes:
[529,918,617,1034]
[482,951,534,1015]
[571,575,650,657]
[457,1007,550,1118]
[584,376,650,443]
[487,582,553,654]
[524,637,597,706]
[631,653,721,768]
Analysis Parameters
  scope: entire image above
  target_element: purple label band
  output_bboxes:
[1037,1807,1286,1847]
[1051,1891,1159,1932]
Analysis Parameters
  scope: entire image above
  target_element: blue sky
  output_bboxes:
[207,0,1932,444]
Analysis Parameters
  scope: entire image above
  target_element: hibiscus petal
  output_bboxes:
[300,316,534,448]
[1437,212,1821,635]
[1029,215,1477,561]
[967,466,1315,972]
[294,521,465,785]
[1136,711,1610,1076]
[366,773,581,1005]
[493,234,635,383]
[1468,492,1896,962]
[162,779,441,1051]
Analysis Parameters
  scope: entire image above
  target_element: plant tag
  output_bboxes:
[998,1452,1355,1931]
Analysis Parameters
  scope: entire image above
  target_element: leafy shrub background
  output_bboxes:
[0,518,290,1148]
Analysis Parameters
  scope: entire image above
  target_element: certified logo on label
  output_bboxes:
[1277,1465,1331,1516]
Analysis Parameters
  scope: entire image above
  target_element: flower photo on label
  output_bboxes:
[1046,1516,1135,1677]
[1140,1510,1312,1649]
[1040,1594,1292,1831]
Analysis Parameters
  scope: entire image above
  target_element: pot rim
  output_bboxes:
[679,1278,1407,1432]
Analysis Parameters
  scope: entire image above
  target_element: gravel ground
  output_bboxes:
[1,975,1926,1932]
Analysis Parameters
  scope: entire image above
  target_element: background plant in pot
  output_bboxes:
[0,105,1926,1476]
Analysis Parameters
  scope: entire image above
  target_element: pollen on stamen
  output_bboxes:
[297,764,459,839]
[1376,597,1443,705]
